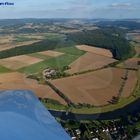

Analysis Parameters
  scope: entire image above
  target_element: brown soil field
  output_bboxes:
[0,55,43,70]
[76,45,113,58]
[0,72,66,105]
[117,58,140,70]
[0,40,40,52]
[39,50,64,57]
[122,70,138,97]
[66,52,117,74]
[50,68,126,106]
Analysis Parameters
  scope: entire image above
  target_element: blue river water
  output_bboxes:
[0,90,70,140]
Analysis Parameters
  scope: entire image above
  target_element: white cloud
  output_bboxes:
[110,3,131,8]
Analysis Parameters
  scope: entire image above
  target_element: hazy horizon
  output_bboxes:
[0,0,139,19]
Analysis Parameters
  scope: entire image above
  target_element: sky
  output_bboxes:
[0,0,139,19]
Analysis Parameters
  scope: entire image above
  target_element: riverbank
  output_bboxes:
[49,97,140,120]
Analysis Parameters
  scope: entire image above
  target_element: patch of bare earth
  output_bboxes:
[66,52,117,74]
[0,72,66,105]
[0,55,43,70]
[38,50,64,57]
[122,70,138,97]
[0,40,40,52]
[117,58,140,70]
[76,45,113,58]
[50,68,125,106]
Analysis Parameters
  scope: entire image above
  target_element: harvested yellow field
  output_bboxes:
[66,52,117,74]
[0,55,43,70]
[50,68,125,106]
[0,35,13,44]
[39,50,64,57]
[0,72,66,105]
[122,70,138,97]
[76,45,113,57]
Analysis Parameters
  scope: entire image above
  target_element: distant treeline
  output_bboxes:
[67,28,134,60]
[96,21,140,30]
[0,27,134,60]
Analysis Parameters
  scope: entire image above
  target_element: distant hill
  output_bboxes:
[96,20,140,30]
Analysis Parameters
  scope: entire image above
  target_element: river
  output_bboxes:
[49,98,140,120]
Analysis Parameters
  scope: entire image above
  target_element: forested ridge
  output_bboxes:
[67,28,134,60]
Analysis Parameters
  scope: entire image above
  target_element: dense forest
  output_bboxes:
[67,28,134,60]
[0,27,134,60]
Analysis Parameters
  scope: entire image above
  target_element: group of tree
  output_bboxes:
[0,39,74,59]
[67,27,134,60]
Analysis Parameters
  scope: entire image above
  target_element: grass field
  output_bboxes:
[38,50,64,57]
[42,101,67,110]
[28,53,51,60]
[19,47,85,74]
[0,65,12,73]
[55,46,85,56]
[19,54,82,74]
[14,33,65,42]
[14,36,39,42]
[42,33,66,40]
